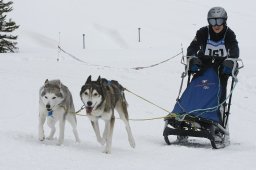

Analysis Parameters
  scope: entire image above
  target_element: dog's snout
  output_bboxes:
[46,104,51,109]
[87,101,92,106]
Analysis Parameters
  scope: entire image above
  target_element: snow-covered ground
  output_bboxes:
[1,0,256,169]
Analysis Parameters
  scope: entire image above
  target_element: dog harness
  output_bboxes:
[48,111,53,117]
[204,26,228,57]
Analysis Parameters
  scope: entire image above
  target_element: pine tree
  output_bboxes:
[0,0,19,53]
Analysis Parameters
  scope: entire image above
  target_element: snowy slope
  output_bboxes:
[1,0,256,169]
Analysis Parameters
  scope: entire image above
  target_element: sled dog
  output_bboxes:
[80,75,135,153]
[39,79,80,145]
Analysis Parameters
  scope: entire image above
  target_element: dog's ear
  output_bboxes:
[86,75,92,84]
[97,76,103,85]
[44,79,49,84]
[97,76,101,82]
[58,81,62,89]
[44,79,49,87]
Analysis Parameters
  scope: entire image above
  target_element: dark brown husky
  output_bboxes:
[80,75,135,153]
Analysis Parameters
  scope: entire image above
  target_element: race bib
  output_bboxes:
[204,39,228,57]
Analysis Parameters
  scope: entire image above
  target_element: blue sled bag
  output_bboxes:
[172,68,221,123]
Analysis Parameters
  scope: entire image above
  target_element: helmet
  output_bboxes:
[207,7,227,19]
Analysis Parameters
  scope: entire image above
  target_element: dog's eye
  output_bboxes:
[93,93,98,96]
[44,96,48,99]
[84,92,88,95]
[52,97,56,99]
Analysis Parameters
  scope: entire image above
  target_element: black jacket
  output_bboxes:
[187,26,239,59]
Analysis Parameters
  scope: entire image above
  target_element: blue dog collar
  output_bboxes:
[48,111,53,117]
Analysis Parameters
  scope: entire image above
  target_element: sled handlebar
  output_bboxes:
[181,56,244,80]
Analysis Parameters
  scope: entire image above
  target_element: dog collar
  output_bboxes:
[48,111,53,117]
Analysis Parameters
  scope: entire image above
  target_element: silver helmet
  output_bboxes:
[207,7,227,19]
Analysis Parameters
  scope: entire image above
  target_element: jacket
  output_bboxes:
[187,25,239,59]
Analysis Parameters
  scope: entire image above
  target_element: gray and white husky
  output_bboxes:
[80,75,135,153]
[39,79,80,145]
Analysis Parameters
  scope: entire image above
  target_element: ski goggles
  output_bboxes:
[208,18,225,26]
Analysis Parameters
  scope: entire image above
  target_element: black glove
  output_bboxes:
[189,57,202,73]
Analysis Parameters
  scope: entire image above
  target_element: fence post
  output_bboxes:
[138,28,141,42]
[57,32,61,61]
[83,34,85,49]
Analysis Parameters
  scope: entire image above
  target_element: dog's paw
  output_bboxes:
[129,141,136,148]
[102,148,111,154]
[39,136,45,141]
[75,139,81,143]
[56,138,64,146]
[74,138,81,144]
[129,138,136,148]
[46,136,54,140]
[56,141,64,146]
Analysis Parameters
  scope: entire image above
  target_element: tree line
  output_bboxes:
[0,0,19,53]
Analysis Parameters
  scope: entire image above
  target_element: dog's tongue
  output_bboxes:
[86,107,93,114]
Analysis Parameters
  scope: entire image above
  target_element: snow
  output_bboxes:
[1,0,256,169]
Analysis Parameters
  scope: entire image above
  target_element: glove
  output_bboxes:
[190,64,200,72]
[222,59,237,76]
[189,57,202,73]
[223,66,232,75]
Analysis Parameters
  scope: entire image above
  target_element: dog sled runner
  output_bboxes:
[163,56,243,149]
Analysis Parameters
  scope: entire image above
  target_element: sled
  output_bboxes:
[163,56,243,149]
